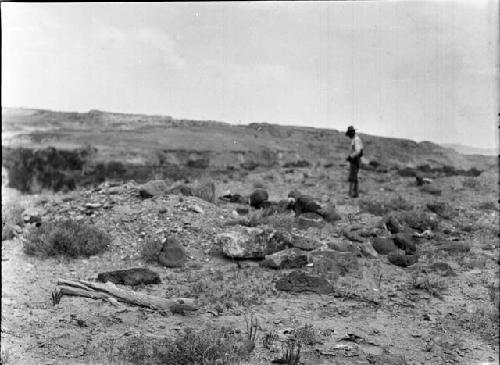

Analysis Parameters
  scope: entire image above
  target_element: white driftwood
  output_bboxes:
[54,279,197,313]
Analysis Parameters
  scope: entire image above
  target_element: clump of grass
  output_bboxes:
[462,177,480,189]
[359,195,413,216]
[141,237,164,263]
[410,272,448,299]
[2,203,25,241]
[460,304,499,342]
[186,266,277,313]
[23,219,111,258]
[120,326,251,365]
[262,330,279,349]
[294,324,320,346]
[399,210,438,232]
[475,201,498,211]
[281,339,301,365]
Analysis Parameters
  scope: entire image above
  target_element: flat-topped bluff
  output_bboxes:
[2,107,495,193]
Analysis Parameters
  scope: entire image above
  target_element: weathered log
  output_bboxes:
[54,279,197,314]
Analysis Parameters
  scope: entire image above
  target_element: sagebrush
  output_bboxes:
[23,219,111,258]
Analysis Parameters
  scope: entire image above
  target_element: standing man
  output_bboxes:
[345,125,363,198]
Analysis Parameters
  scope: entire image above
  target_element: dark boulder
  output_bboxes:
[372,237,398,255]
[290,235,322,251]
[249,189,269,209]
[388,253,418,267]
[276,271,333,294]
[97,268,161,286]
[158,237,188,267]
[392,233,416,255]
[294,195,321,215]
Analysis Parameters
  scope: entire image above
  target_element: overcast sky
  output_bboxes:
[2,2,498,149]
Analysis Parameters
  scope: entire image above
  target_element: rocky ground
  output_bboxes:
[2,164,499,365]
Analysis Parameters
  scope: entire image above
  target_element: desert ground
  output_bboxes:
[1,108,499,365]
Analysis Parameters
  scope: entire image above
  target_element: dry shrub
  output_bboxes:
[399,210,438,232]
[106,326,251,365]
[460,304,499,342]
[410,272,448,299]
[294,324,320,346]
[2,203,24,241]
[23,219,111,258]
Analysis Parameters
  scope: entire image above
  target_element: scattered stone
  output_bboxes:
[317,203,341,223]
[97,268,161,286]
[249,189,269,209]
[372,237,398,254]
[388,252,418,267]
[139,180,169,198]
[288,190,302,200]
[328,239,360,254]
[426,202,457,219]
[23,215,41,225]
[220,194,248,204]
[290,235,322,251]
[343,229,365,243]
[276,270,333,294]
[294,195,321,215]
[392,233,416,255]
[297,213,325,230]
[236,207,249,215]
[85,203,103,209]
[358,242,379,258]
[188,204,204,214]
[421,184,441,196]
[218,228,291,259]
[381,215,402,234]
[436,242,471,254]
[158,237,188,267]
[158,208,167,214]
[261,248,308,269]
[308,250,359,276]
[428,262,456,277]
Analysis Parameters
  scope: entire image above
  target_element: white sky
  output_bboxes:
[2,1,499,149]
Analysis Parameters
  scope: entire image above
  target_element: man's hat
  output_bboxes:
[345,126,355,135]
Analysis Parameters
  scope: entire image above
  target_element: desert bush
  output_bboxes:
[462,177,480,189]
[185,266,277,312]
[359,195,413,216]
[294,324,320,346]
[399,210,438,232]
[460,303,499,342]
[2,203,25,241]
[23,219,111,258]
[141,237,164,263]
[426,202,457,219]
[262,330,279,350]
[410,272,448,299]
[359,199,389,216]
[113,326,251,365]
[283,160,311,168]
[3,147,89,193]
[280,339,301,365]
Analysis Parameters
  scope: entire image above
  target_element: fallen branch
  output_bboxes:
[53,279,198,314]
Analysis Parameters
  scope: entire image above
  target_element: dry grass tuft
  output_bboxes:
[23,219,111,258]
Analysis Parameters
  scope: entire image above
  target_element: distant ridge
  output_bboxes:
[441,143,497,156]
